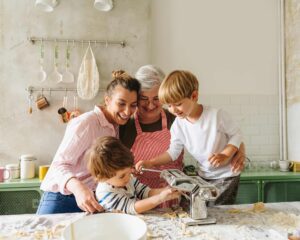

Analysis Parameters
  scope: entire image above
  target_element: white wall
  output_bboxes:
[150,0,280,162]
[0,0,150,166]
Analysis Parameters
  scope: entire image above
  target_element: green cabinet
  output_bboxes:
[0,178,42,215]
[235,170,300,204]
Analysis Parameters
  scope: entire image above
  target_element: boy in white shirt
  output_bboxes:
[136,70,243,204]
[87,136,180,214]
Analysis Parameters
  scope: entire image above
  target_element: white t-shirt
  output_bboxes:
[167,105,243,179]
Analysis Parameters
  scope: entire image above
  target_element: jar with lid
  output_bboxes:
[20,154,36,179]
[5,164,20,180]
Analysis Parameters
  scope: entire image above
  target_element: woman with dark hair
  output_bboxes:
[37,71,140,214]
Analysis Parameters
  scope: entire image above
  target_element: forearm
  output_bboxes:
[148,188,164,197]
[147,152,172,168]
[65,177,84,195]
[221,144,238,158]
[134,195,162,214]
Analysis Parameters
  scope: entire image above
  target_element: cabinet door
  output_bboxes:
[235,180,261,204]
[0,188,42,215]
[262,180,300,203]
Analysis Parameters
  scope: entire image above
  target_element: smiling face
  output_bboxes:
[106,167,132,187]
[167,91,198,119]
[138,85,162,123]
[105,85,138,125]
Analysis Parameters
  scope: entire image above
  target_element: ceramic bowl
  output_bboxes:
[63,213,147,240]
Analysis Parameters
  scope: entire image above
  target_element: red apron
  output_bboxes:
[131,110,183,208]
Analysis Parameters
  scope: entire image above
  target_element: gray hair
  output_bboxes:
[135,65,165,91]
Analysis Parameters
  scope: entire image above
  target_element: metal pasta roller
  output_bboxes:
[142,168,219,224]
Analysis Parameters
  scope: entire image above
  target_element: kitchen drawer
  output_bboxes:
[262,180,300,203]
[235,180,261,204]
[0,188,42,214]
[235,170,300,204]
[0,178,42,215]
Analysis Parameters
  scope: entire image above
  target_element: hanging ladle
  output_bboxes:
[38,39,47,82]
[48,40,62,83]
[61,40,75,83]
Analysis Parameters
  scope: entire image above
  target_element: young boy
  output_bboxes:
[136,70,243,205]
[87,136,180,214]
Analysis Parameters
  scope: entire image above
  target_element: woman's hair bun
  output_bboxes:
[112,70,126,80]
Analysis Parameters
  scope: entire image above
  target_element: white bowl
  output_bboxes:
[63,213,147,240]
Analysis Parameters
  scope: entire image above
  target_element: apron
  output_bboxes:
[131,110,183,208]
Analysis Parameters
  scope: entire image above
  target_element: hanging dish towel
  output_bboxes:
[77,45,100,100]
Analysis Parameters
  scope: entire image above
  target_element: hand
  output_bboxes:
[68,179,103,213]
[135,160,152,173]
[158,187,181,203]
[231,143,246,173]
[289,236,300,240]
[208,153,229,167]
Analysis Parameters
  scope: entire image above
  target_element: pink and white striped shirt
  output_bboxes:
[40,106,118,195]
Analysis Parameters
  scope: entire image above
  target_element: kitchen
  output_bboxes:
[1,0,300,239]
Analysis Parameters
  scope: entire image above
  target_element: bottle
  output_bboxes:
[20,154,36,179]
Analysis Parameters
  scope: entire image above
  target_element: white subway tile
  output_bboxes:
[230,95,251,105]
[251,136,269,145]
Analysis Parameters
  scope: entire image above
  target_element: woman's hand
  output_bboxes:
[66,178,103,213]
[231,142,246,173]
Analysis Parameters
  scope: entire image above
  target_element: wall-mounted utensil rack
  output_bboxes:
[26,86,105,94]
[26,86,76,94]
[28,37,126,48]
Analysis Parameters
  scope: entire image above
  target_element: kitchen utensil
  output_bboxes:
[28,92,34,114]
[58,92,70,123]
[291,161,300,172]
[48,42,62,83]
[94,0,113,11]
[5,164,20,180]
[77,43,100,100]
[61,41,75,83]
[153,168,218,223]
[279,160,293,172]
[36,89,50,110]
[62,213,147,240]
[39,165,49,181]
[70,95,81,119]
[20,154,36,179]
[141,167,162,173]
[0,167,10,182]
[38,40,47,82]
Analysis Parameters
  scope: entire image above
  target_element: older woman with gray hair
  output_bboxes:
[120,65,246,206]
[119,65,183,208]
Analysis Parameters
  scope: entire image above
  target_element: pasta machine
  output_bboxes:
[142,168,219,225]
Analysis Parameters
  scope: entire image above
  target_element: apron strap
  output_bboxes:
[134,113,143,135]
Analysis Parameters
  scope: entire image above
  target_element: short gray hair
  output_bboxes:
[135,65,165,91]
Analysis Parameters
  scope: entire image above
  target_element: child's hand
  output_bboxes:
[289,236,300,240]
[208,153,229,167]
[158,187,181,203]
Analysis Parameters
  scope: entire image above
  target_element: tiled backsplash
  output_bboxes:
[184,94,280,166]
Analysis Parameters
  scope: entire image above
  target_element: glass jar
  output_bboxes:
[20,154,36,179]
[5,164,20,180]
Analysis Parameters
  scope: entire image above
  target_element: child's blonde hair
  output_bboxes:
[158,70,199,104]
[87,136,134,181]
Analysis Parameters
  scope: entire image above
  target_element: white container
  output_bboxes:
[5,164,20,180]
[20,154,36,179]
[63,213,147,240]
